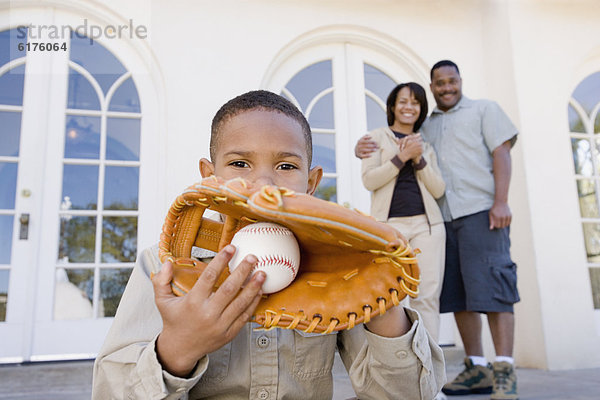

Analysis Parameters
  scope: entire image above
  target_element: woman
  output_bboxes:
[361,82,446,342]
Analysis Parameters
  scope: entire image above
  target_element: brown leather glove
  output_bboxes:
[159,176,420,334]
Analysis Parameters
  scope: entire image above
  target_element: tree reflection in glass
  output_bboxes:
[100,268,132,317]
[102,216,137,263]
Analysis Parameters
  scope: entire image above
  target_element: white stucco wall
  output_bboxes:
[4,0,599,368]
[506,0,600,369]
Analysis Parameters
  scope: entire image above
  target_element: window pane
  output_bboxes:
[102,217,137,262]
[109,77,140,113]
[285,60,332,112]
[0,269,8,321]
[568,105,586,133]
[315,177,337,202]
[366,95,387,131]
[0,162,17,209]
[69,34,127,96]
[106,118,140,161]
[312,132,335,172]
[62,165,98,210]
[104,166,139,210]
[64,115,101,159]
[590,268,600,309]
[0,64,25,106]
[0,216,13,264]
[307,91,334,129]
[54,267,94,320]
[572,138,592,176]
[571,71,600,116]
[596,112,600,134]
[582,223,600,263]
[364,64,396,103]
[58,216,96,263]
[67,68,101,110]
[0,28,27,68]
[0,111,21,156]
[100,268,132,317]
[594,139,600,176]
[576,179,599,218]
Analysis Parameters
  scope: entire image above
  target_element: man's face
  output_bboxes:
[430,65,462,111]
[200,109,322,194]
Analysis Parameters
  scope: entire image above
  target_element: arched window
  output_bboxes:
[282,61,397,203]
[0,9,159,360]
[56,34,141,319]
[569,71,600,309]
[281,60,337,201]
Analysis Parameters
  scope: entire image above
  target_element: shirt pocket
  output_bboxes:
[199,341,232,385]
[293,331,337,380]
[458,119,485,151]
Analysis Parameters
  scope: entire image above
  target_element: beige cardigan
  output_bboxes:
[361,126,445,225]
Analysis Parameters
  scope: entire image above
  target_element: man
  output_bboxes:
[355,60,520,400]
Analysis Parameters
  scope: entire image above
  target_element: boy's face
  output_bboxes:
[200,109,322,194]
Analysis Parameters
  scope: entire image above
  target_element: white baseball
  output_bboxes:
[229,222,300,294]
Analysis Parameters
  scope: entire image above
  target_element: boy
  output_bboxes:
[92,90,445,399]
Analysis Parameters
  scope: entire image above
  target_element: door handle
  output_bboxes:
[19,213,29,240]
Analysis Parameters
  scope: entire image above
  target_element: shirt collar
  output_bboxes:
[432,95,471,114]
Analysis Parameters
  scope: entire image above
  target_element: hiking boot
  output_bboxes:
[491,361,518,400]
[442,358,493,396]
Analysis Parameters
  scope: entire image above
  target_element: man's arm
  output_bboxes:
[489,140,512,230]
[355,134,379,159]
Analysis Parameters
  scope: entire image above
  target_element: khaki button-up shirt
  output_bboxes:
[92,245,446,399]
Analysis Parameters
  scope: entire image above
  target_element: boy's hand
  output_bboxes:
[153,245,265,377]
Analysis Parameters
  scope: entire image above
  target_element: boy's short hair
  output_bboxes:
[210,90,313,165]
[430,60,460,80]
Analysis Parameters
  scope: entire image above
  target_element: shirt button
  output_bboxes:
[256,335,270,348]
[258,388,270,399]
[396,350,408,358]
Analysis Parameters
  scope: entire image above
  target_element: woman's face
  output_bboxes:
[393,87,421,128]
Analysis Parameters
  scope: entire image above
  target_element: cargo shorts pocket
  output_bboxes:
[491,263,520,305]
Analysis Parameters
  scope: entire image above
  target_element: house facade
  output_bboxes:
[0,0,599,370]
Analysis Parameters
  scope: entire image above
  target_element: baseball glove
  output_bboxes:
[159,176,420,334]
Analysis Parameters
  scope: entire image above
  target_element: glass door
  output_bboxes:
[0,28,30,363]
[0,21,143,362]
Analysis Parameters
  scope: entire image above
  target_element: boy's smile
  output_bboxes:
[200,109,322,194]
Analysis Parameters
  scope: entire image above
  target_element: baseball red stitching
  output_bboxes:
[240,226,293,236]
[253,255,297,275]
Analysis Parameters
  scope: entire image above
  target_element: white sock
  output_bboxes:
[495,356,514,364]
[468,355,488,366]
